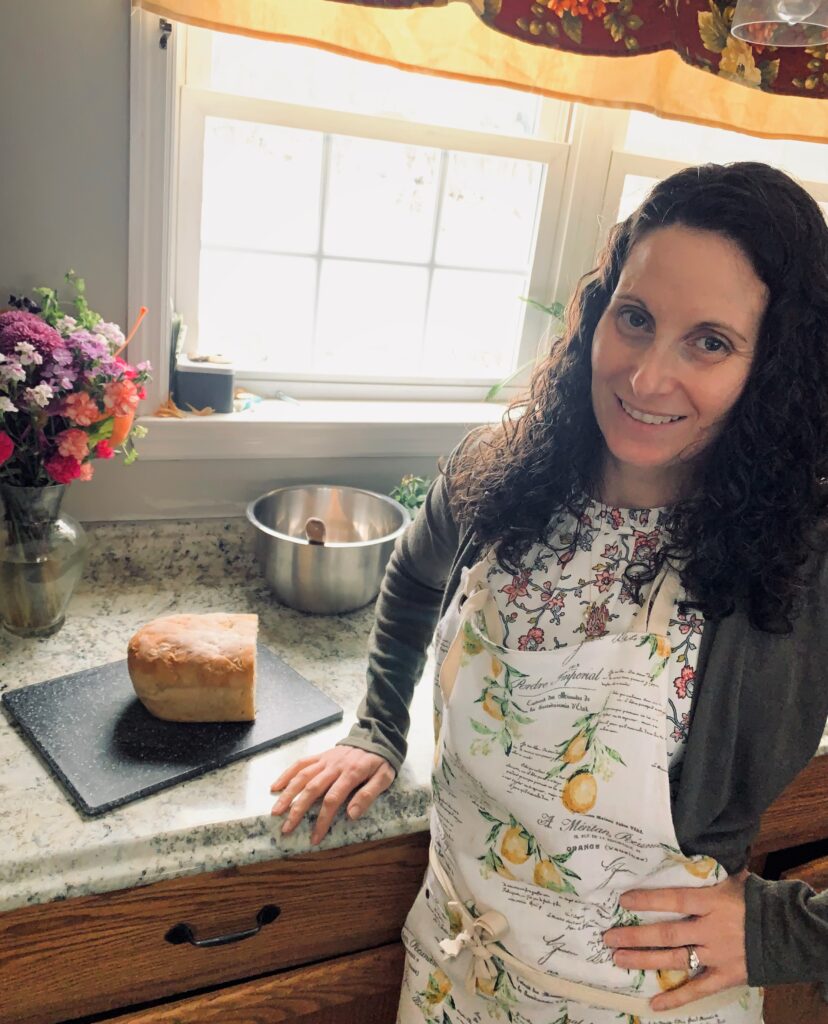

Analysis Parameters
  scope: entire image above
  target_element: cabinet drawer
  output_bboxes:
[0,831,429,1024]
[106,941,406,1024]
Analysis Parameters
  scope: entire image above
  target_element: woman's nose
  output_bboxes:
[629,341,676,397]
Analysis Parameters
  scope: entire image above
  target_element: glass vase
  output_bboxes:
[0,483,89,638]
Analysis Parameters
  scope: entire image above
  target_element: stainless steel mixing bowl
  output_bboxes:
[246,485,411,614]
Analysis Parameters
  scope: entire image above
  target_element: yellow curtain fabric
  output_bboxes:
[135,0,828,143]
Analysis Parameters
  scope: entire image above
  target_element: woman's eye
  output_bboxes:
[694,335,730,355]
[618,308,649,330]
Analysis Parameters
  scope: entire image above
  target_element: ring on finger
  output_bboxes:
[687,945,702,972]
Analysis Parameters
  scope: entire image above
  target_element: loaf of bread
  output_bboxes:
[127,613,258,722]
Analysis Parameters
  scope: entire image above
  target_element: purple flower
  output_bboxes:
[68,330,109,362]
[0,311,62,358]
[51,346,74,367]
[96,321,125,348]
[43,363,78,390]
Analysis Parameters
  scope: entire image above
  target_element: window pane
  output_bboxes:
[324,137,441,262]
[625,111,828,183]
[208,35,543,138]
[437,152,544,270]
[202,118,322,253]
[616,174,658,222]
[423,269,526,379]
[198,250,316,371]
[314,260,429,377]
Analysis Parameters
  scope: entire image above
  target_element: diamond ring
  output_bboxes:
[687,946,702,972]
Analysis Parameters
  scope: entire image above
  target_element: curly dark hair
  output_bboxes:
[448,162,828,632]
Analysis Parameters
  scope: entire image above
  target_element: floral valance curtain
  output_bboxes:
[136,0,828,142]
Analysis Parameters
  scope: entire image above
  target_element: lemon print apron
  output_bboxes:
[397,550,763,1024]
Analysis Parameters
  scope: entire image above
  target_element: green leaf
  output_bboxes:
[471,719,496,735]
[617,0,633,14]
[499,728,513,756]
[626,14,643,28]
[698,5,728,52]
[485,359,534,401]
[624,36,639,50]
[485,823,503,845]
[760,58,780,88]
[562,11,583,44]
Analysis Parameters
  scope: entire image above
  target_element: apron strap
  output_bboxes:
[438,553,502,706]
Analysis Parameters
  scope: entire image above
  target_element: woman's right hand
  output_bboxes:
[270,746,396,846]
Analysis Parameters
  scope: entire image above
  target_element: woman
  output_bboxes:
[271,162,828,1023]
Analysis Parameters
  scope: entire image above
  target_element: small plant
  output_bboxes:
[391,474,431,512]
[486,298,566,402]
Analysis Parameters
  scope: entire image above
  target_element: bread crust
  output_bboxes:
[127,613,257,722]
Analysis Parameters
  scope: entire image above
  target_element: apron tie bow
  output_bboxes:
[438,900,510,995]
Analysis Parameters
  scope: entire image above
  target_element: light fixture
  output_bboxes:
[731,0,828,46]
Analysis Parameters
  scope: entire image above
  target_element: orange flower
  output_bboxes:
[103,378,140,417]
[56,428,89,462]
[78,461,94,482]
[547,0,606,19]
[63,391,101,427]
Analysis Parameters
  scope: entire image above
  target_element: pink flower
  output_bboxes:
[78,462,94,482]
[518,626,545,651]
[499,572,530,605]
[673,665,695,700]
[593,567,615,593]
[103,378,139,417]
[63,391,101,426]
[95,440,114,460]
[0,431,14,467]
[0,310,62,358]
[633,528,661,562]
[56,428,89,462]
[583,601,610,639]
[540,586,565,608]
[44,454,83,484]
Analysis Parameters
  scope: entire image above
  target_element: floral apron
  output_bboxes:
[397,551,763,1024]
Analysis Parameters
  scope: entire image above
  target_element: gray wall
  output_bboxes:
[0,0,130,327]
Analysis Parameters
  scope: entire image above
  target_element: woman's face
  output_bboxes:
[590,225,768,499]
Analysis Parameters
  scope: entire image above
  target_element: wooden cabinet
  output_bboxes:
[0,832,430,1024]
[2,755,827,1024]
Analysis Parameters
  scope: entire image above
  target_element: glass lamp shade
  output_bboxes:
[731,0,828,45]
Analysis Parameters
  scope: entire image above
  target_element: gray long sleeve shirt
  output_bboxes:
[338,458,828,988]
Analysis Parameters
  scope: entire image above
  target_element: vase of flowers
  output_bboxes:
[0,271,151,637]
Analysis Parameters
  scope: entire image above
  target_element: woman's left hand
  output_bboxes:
[602,868,750,1012]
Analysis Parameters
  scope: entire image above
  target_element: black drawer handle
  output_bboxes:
[164,904,280,948]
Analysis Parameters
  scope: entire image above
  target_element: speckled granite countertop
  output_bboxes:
[0,519,435,914]
[3,521,828,918]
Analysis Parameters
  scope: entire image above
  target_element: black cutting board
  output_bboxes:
[1,644,343,817]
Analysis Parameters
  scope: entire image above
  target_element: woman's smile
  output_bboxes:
[616,396,686,427]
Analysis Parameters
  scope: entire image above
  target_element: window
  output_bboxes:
[600,111,828,253]
[176,29,572,399]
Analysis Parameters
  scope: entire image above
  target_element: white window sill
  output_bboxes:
[136,400,506,461]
